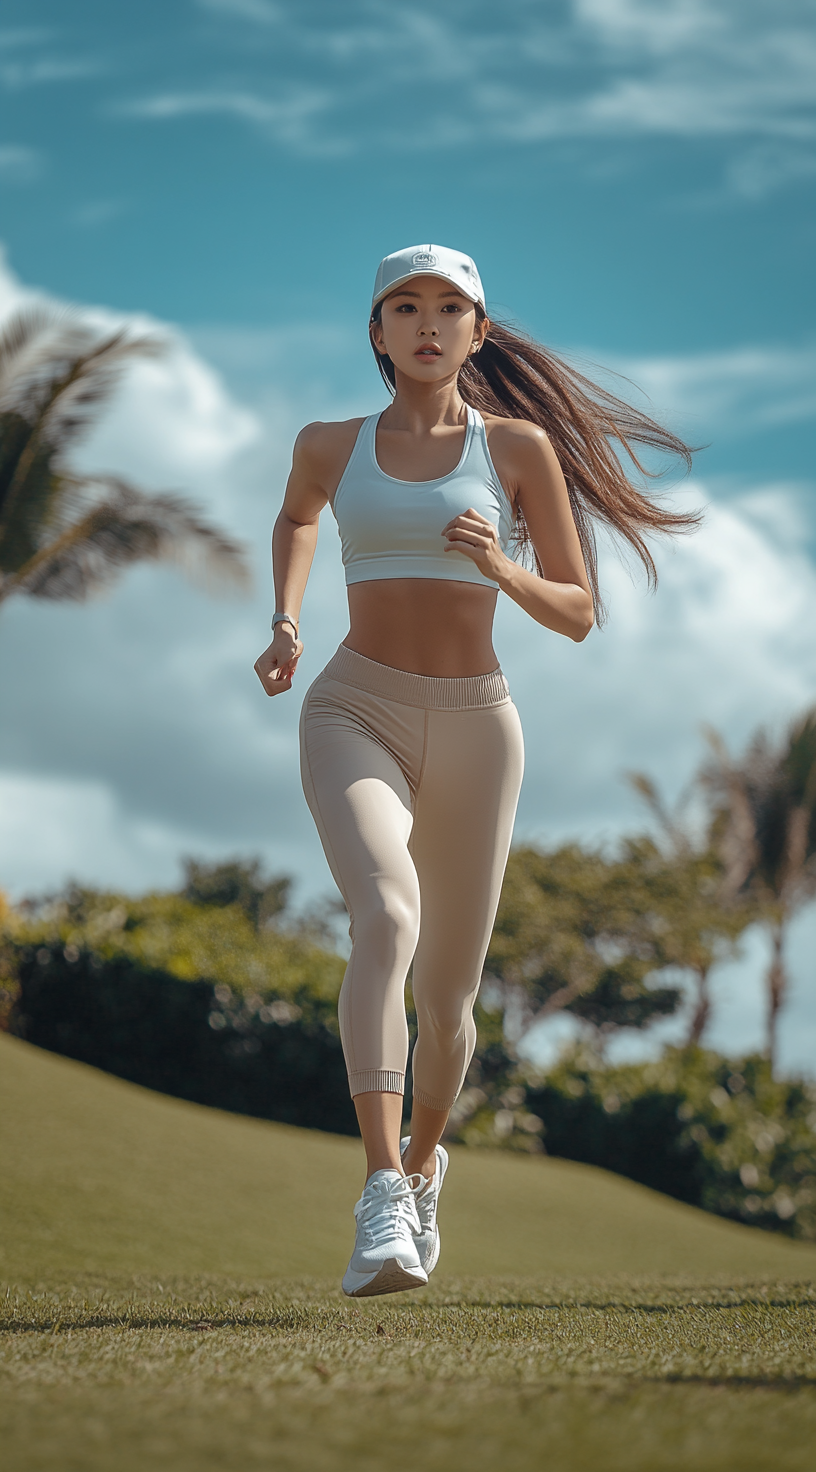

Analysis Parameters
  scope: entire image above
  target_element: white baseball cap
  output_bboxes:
[371,244,485,312]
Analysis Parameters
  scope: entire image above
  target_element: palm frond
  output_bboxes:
[698,710,816,1071]
[625,770,689,855]
[0,477,251,604]
[0,308,62,397]
[700,715,816,906]
[0,309,252,610]
[784,708,816,808]
[0,311,164,562]
[0,410,60,572]
[699,728,761,898]
[0,309,164,451]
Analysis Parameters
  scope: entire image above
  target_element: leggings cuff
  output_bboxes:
[412,1085,458,1112]
[349,1069,404,1097]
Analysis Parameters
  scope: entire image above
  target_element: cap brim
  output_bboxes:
[371,271,482,311]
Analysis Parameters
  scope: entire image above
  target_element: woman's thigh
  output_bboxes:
[409,701,524,1011]
[299,682,420,931]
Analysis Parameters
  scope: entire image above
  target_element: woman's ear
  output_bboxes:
[370,320,386,357]
[469,317,490,356]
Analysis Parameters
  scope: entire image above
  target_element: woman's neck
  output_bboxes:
[381,371,467,434]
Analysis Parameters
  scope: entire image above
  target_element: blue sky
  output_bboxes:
[2,1,814,483]
[1,1,815,1071]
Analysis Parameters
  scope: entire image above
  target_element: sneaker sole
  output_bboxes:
[342,1258,428,1298]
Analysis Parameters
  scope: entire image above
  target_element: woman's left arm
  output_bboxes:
[442,421,595,642]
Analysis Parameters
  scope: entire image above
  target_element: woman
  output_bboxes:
[254,244,696,1298]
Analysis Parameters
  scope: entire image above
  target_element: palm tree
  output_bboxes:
[701,710,816,1074]
[626,772,751,1048]
[0,308,251,607]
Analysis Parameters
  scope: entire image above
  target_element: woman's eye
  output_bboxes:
[396,304,416,313]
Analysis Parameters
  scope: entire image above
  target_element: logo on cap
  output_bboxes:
[411,251,438,268]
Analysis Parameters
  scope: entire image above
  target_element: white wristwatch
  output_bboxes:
[271,611,299,636]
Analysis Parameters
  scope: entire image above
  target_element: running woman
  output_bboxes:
[254,245,696,1298]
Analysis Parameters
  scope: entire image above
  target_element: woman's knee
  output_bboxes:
[352,887,420,968]
[414,984,477,1049]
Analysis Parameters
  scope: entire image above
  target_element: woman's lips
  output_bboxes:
[415,346,441,357]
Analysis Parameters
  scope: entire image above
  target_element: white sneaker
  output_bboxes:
[341,1168,429,1298]
[400,1137,449,1276]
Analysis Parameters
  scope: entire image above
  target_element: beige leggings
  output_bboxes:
[299,645,524,1111]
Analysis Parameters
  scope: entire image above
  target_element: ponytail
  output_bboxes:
[369,303,700,623]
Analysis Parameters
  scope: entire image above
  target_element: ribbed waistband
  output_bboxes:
[321,644,510,710]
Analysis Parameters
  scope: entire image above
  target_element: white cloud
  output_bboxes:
[574,0,723,55]
[120,87,334,151]
[604,344,816,439]
[196,0,283,22]
[0,775,200,898]
[0,28,55,50]
[0,24,99,91]
[471,0,816,149]
[726,141,816,200]
[77,342,260,493]
[120,0,816,187]
[69,199,130,229]
[0,144,42,181]
[495,483,816,853]
[0,57,102,88]
[0,251,260,500]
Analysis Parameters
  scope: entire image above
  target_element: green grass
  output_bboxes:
[2,1034,815,1471]
[4,1033,813,1283]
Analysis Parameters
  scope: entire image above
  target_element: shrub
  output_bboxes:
[2,883,356,1134]
[454,1043,816,1241]
[8,940,357,1133]
[12,883,344,999]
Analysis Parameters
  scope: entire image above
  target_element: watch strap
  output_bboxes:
[271,611,299,635]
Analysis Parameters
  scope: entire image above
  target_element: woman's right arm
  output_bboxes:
[253,424,331,697]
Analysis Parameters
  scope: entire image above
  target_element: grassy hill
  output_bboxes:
[2,1032,813,1283]
[2,1034,815,1472]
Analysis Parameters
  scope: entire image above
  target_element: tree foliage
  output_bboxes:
[626,770,752,1045]
[701,709,816,1071]
[0,308,251,606]
[486,839,745,1049]
[9,875,343,1002]
[181,857,291,932]
[453,1043,816,1242]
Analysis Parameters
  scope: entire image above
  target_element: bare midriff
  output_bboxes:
[344,579,499,677]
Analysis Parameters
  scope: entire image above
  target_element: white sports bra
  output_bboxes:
[331,406,515,590]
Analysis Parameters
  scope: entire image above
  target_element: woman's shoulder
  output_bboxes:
[482,413,554,464]
[294,417,369,476]
[480,414,561,491]
[481,413,550,449]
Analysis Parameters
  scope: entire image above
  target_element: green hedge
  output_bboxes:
[9,941,357,1134]
[455,1044,816,1241]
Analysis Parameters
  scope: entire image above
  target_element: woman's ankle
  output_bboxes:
[403,1150,436,1181]
[365,1154,404,1182]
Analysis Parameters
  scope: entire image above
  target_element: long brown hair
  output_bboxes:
[370,301,700,623]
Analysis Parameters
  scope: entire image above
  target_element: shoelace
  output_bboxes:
[400,1143,440,1231]
[354,1173,428,1248]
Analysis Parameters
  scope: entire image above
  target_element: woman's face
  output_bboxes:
[371,276,487,384]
